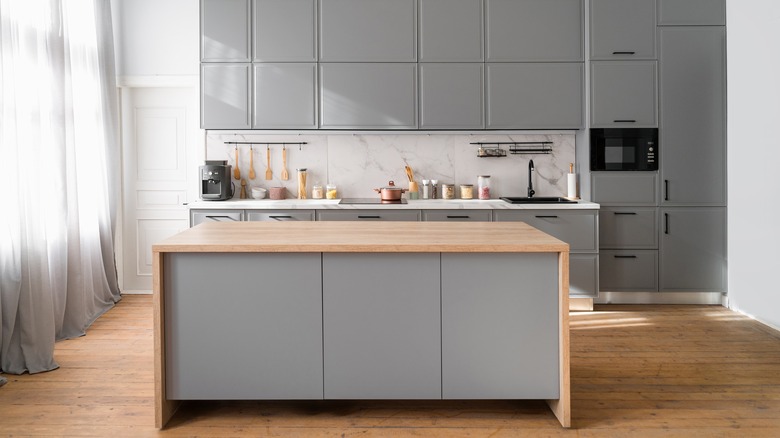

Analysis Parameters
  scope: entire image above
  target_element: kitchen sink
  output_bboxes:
[500,197,577,204]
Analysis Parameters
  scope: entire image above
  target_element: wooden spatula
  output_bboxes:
[281,146,289,181]
[248,145,256,180]
[233,146,241,180]
[265,145,273,180]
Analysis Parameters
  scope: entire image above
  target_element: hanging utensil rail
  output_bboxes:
[471,141,553,156]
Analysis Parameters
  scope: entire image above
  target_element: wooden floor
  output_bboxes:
[1,296,779,437]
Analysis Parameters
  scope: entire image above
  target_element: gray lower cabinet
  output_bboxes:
[599,207,658,249]
[591,172,658,206]
[486,63,583,129]
[319,0,416,62]
[659,26,726,206]
[419,0,483,62]
[253,0,317,62]
[253,63,317,129]
[322,253,441,399]
[320,63,417,129]
[201,0,251,62]
[570,253,599,298]
[165,253,323,399]
[419,63,483,129]
[201,64,251,129]
[600,250,658,291]
[589,0,657,60]
[246,210,315,221]
[659,207,726,292]
[441,253,559,399]
[486,0,583,62]
[422,209,492,222]
[317,210,421,222]
[657,0,726,26]
[590,61,657,128]
[190,209,244,226]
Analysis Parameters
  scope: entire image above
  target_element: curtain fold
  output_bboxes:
[0,0,121,375]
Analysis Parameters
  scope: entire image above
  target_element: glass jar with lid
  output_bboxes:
[478,175,491,200]
[460,184,474,199]
[442,183,455,199]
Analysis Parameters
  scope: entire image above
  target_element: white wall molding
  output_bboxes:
[117,75,199,88]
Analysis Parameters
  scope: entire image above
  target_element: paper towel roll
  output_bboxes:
[567,173,577,198]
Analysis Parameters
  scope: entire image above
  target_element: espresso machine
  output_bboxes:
[199,160,233,201]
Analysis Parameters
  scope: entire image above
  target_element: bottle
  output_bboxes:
[478,175,491,200]
[422,180,431,199]
[430,179,439,199]
[297,168,307,199]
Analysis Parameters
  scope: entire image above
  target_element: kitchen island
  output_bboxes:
[152,221,570,428]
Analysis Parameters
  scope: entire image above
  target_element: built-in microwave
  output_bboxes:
[590,128,658,171]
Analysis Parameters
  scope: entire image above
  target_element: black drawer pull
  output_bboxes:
[358,215,381,219]
[613,212,637,215]
[614,255,637,259]
[269,215,293,221]
[205,215,239,221]
[535,215,559,219]
[664,213,669,234]
[613,119,636,123]
[613,51,636,55]
[664,180,669,201]
[446,215,470,219]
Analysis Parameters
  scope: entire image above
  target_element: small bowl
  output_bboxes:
[251,187,267,199]
[269,187,286,200]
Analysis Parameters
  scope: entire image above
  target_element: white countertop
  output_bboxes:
[186,198,600,210]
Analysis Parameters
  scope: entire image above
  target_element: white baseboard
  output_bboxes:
[121,290,153,295]
[596,291,724,305]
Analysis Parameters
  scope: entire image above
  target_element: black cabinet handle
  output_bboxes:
[613,119,637,123]
[613,212,637,215]
[664,180,669,201]
[613,51,636,55]
[205,215,238,221]
[269,215,293,221]
[614,255,637,259]
[535,215,559,219]
[446,215,470,219]
[358,215,381,219]
[664,213,669,234]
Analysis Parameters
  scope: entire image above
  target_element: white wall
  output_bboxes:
[727,1,780,329]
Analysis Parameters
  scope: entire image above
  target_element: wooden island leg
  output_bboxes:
[153,251,181,428]
[546,251,571,427]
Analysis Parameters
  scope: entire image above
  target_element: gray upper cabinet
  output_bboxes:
[657,0,726,26]
[319,0,416,62]
[419,0,483,62]
[486,63,583,129]
[590,61,657,128]
[201,0,251,62]
[253,0,317,61]
[253,63,317,128]
[486,0,583,62]
[659,27,726,206]
[201,64,251,129]
[589,0,656,60]
[419,63,483,129]
[320,63,417,129]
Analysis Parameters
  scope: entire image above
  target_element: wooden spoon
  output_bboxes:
[233,147,240,180]
[265,145,273,180]
[248,145,256,180]
[281,146,289,181]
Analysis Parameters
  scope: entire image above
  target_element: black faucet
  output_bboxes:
[527,159,535,198]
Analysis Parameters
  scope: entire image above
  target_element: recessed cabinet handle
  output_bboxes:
[614,255,638,259]
[613,212,637,215]
[613,51,636,55]
[205,215,238,221]
[269,215,293,221]
[535,215,559,219]
[613,119,636,123]
[664,213,669,234]
[446,215,470,219]
[358,215,381,219]
[665,180,669,201]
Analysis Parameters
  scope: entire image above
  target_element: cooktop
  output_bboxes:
[339,198,408,205]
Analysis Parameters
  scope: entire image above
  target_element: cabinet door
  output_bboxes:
[590,0,656,60]
[571,253,599,297]
[442,253,559,398]
[253,63,317,129]
[253,0,316,61]
[591,172,658,206]
[493,210,598,252]
[590,61,657,128]
[486,0,583,62]
[599,207,658,249]
[600,250,658,291]
[246,210,315,221]
[201,0,251,62]
[419,0,483,62]
[190,209,243,227]
[319,0,416,61]
[422,209,492,222]
[419,63,483,129]
[659,207,726,292]
[165,253,323,399]
[486,63,583,129]
[659,27,726,205]
[317,210,421,222]
[323,253,441,399]
[201,64,251,129]
[320,63,417,129]
[657,0,726,26]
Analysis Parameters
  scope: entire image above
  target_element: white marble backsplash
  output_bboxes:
[206,133,576,199]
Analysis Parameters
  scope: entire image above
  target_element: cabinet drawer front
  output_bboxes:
[571,253,599,298]
[600,250,658,292]
[246,210,315,222]
[422,210,491,222]
[317,210,421,222]
[591,172,657,206]
[493,210,597,252]
[599,207,657,249]
[190,209,243,227]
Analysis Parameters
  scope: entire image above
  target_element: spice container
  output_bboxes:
[478,175,491,200]
[430,179,439,199]
[297,168,307,199]
[442,183,455,199]
[312,182,324,199]
[460,184,473,199]
[421,180,431,199]
[326,183,338,199]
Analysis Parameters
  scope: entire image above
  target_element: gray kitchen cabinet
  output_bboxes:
[319,0,416,62]
[253,0,317,61]
[589,0,656,60]
[419,63,483,129]
[165,253,323,399]
[441,253,559,399]
[600,250,658,291]
[317,210,421,222]
[570,253,599,297]
[493,210,598,252]
[201,64,251,129]
[419,0,483,62]
[190,209,244,227]
[659,26,726,206]
[486,0,583,62]
[486,63,583,129]
[320,63,417,129]
[657,0,726,26]
[322,253,441,399]
[599,207,658,249]
[200,0,251,62]
[659,207,726,292]
[246,210,315,221]
[591,172,658,206]
[422,209,492,222]
[590,61,657,128]
[253,63,317,129]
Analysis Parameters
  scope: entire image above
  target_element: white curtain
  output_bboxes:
[0,0,121,376]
